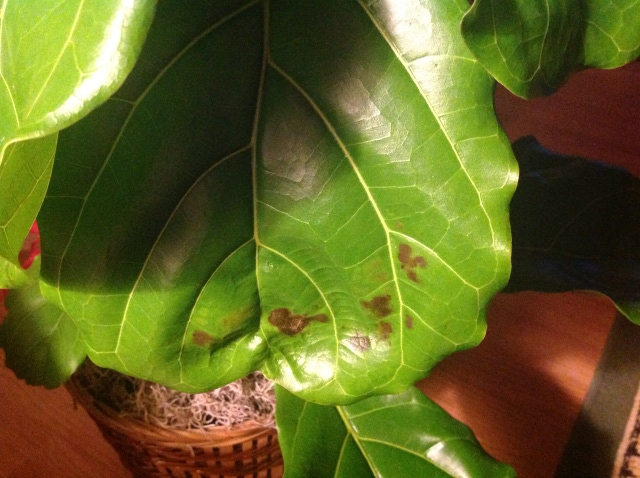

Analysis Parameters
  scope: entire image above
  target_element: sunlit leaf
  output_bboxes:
[276,386,516,477]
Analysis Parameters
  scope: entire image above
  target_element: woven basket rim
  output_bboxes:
[65,377,277,447]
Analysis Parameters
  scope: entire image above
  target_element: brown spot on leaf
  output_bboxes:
[360,294,392,318]
[377,321,393,341]
[405,315,414,329]
[398,244,427,282]
[193,330,215,347]
[348,333,371,353]
[268,308,328,336]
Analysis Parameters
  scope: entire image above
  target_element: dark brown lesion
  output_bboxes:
[192,330,216,347]
[360,294,392,318]
[359,295,395,344]
[268,308,329,336]
[377,321,393,341]
[405,314,414,329]
[398,243,427,282]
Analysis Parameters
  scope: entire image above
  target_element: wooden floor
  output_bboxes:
[0,352,130,478]
[419,292,617,477]
[1,63,638,478]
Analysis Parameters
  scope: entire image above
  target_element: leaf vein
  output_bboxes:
[24,0,85,120]
[116,145,252,356]
[358,1,497,254]
[267,59,407,370]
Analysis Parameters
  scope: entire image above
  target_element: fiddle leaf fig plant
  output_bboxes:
[7,0,518,401]
[1,0,639,476]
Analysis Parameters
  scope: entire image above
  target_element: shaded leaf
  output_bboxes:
[0,0,156,287]
[583,0,640,69]
[461,0,584,97]
[32,0,514,402]
[461,0,640,98]
[616,302,640,325]
[0,281,86,388]
[506,136,640,321]
[276,386,516,478]
[276,386,372,478]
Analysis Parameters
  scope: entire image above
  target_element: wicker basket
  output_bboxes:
[66,377,284,478]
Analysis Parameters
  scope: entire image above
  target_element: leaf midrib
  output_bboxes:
[24,0,86,121]
[358,0,497,251]
[69,0,264,358]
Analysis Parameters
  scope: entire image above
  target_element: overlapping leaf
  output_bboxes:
[14,0,516,402]
[276,386,516,477]
[461,0,640,97]
[0,0,156,288]
[583,0,640,69]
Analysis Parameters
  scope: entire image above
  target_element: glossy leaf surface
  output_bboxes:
[0,0,156,288]
[506,136,640,322]
[461,0,640,97]
[20,0,515,401]
[276,386,516,477]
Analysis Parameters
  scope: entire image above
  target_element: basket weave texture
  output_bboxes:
[66,378,284,478]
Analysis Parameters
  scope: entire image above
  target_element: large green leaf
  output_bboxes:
[0,0,156,287]
[506,136,640,322]
[276,385,516,477]
[25,0,515,400]
[461,0,640,97]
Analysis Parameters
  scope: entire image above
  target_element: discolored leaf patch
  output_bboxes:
[193,330,216,347]
[268,308,329,336]
[398,244,427,282]
[360,295,392,318]
[405,315,414,329]
[377,321,393,341]
[348,333,371,353]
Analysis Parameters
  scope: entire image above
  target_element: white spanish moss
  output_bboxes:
[73,361,276,430]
